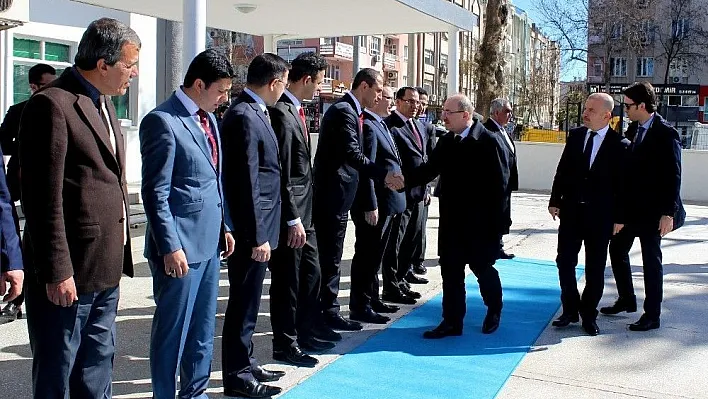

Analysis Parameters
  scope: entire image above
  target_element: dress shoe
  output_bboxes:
[400,284,421,299]
[310,324,342,342]
[405,272,429,284]
[0,303,23,321]
[382,290,417,305]
[552,313,580,327]
[224,380,282,398]
[628,315,660,331]
[251,366,285,382]
[423,321,463,339]
[298,336,335,352]
[413,263,427,275]
[600,297,637,315]
[498,250,515,260]
[350,309,390,324]
[273,346,318,367]
[324,313,363,331]
[582,320,600,336]
[482,311,501,334]
[372,301,399,314]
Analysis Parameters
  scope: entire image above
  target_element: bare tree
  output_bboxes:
[475,0,510,119]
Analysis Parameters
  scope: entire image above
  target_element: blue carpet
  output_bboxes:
[280,258,584,399]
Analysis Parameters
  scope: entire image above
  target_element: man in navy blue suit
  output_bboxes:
[0,146,23,314]
[601,81,685,331]
[220,53,289,399]
[140,49,235,399]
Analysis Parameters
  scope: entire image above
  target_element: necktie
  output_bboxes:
[298,107,309,142]
[358,113,364,132]
[264,109,271,125]
[454,134,462,143]
[634,126,646,148]
[584,130,597,170]
[407,119,423,149]
[381,120,400,158]
[197,109,218,167]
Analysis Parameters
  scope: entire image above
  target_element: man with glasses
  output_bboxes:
[601,81,685,332]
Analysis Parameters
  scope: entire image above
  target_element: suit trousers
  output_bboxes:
[350,211,402,311]
[148,253,220,399]
[222,243,269,385]
[439,239,503,328]
[26,279,119,399]
[313,210,349,317]
[609,224,663,318]
[413,203,429,267]
[555,206,612,320]
[269,226,322,350]
[397,201,425,282]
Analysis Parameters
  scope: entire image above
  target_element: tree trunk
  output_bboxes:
[475,0,509,119]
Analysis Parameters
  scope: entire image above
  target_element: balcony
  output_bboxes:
[383,53,397,69]
[319,42,354,61]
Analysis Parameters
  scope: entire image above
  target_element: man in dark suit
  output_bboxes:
[601,81,685,332]
[140,49,235,398]
[484,98,519,260]
[0,63,55,321]
[385,86,430,303]
[548,93,629,336]
[349,85,406,324]
[405,94,507,338]
[313,68,404,332]
[0,146,23,317]
[220,53,289,398]
[268,52,335,368]
[18,18,138,398]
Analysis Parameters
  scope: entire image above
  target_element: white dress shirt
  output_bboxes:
[584,124,609,168]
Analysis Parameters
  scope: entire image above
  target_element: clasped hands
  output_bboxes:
[385,171,405,191]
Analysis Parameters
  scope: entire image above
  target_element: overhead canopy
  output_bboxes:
[72,0,478,37]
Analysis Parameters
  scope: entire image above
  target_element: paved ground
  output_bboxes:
[1,192,706,398]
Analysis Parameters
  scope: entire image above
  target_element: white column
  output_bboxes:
[263,34,277,54]
[407,33,417,87]
[447,28,460,95]
[182,0,207,73]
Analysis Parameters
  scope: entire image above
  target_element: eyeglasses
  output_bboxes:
[624,102,638,110]
[401,99,421,106]
[115,60,139,71]
[442,110,465,115]
[382,95,393,101]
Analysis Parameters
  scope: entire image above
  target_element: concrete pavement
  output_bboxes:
[1,192,706,398]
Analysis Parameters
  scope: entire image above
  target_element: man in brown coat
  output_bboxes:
[18,18,139,398]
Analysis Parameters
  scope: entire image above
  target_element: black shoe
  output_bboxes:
[298,336,336,352]
[498,250,515,260]
[382,290,417,305]
[350,309,390,324]
[628,314,660,331]
[482,311,501,334]
[0,303,23,321]
[413,263,427,275]
[423,321,463,339]
[405,272,429,284]
[324,313,363,331]
[600,297,637,315]
[224,379,282,398]
[371,301,399,314]
[251,366,285,383]
[582,320,600,336]
[273,346,318,367]
[310,324,342,342]
[400,284,421,299]
[552,313,580,327]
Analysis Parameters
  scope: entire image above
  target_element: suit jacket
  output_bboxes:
[220,91,281,249]
[0,147,22,272]
[0,100,26,157]
[385,112,430,204]
[352,111,406,216]
[549,126,628,229]
[313,94,387,216]
[268,94,314,229]
[483,119,518,192]
[623,113,685,229]
[18,68,133,293]
[407,122,508,263]
[140,92,227,264]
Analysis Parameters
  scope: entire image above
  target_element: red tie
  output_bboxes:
[359,113,364,132]
[298,107,309,141]
[407,119,423,149]
[197,109,218,167]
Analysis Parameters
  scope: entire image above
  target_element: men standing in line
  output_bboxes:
[484,98,518,260]
[313,68,404,332]
[220,53,289,398]
[139,49,235,398]
[349,85,406,324]
[602,81,685,331]
[268,52,336,368]
[19,18,138,398]
[548,93,628,336]
[405,94,507,338]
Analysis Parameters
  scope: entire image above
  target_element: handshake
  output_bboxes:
[385,171,405,191]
